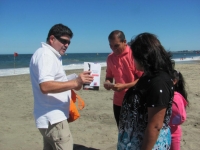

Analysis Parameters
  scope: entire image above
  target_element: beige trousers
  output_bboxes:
[39,120,73,150]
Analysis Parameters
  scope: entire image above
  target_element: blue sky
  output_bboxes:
[0,0,200,54]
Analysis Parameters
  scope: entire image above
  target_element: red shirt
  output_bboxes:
[106,45,143,106]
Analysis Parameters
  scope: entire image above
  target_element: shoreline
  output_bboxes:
[0,64,107,77]
[0,63,200,149]
[0,60,200,77]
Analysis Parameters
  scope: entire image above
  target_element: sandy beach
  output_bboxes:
[0,63,200,150]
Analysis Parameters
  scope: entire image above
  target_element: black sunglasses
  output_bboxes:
[54,36,71,45]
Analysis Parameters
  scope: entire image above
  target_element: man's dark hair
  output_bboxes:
[108,30,125,42]
[46,24,73,41]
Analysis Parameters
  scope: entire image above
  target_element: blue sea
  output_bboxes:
[0,52,200,76]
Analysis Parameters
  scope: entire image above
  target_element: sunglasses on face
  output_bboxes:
[54,36,71,45]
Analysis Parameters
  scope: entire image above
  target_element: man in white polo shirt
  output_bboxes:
[29,24,93,150]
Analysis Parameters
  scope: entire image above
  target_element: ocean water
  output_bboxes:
[0,52,200,77]
[0,53,108,76]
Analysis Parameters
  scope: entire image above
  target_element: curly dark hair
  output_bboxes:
[130,32,173,76]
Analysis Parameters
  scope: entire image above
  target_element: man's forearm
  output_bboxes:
[39,80,78,94]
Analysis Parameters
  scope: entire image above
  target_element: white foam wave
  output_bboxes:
[0,68,29,77]
[1,56,199,77]
[0,62,107,77]
[172,56,200,62]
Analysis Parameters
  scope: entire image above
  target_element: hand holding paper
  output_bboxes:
[77,71,93,84]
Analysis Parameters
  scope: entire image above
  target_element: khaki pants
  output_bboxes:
[39,120,73,150]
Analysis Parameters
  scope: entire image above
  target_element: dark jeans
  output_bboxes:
[113,104,121,128]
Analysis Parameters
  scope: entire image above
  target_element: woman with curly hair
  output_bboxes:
[117,33,174,150]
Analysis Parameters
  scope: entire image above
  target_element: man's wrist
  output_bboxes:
[73,79,80,89]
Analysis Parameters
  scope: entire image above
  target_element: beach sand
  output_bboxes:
[0,63,200,150]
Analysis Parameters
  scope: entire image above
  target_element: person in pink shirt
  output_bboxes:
[104,30,143,128]
[170,70,189,150]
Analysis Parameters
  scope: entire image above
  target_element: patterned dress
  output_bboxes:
[117,71,174,150]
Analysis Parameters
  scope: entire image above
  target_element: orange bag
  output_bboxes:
[68,90,85,123]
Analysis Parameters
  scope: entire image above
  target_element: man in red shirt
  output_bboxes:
[104,30,143,128]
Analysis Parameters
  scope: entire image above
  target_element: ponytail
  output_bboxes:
[173,70,189,106]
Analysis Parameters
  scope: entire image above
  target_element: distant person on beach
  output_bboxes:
[29,23,93,150]
[117,33,174,149]
[169,70,189,150]
[104,30,143,128]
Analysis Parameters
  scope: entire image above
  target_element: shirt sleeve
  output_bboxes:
[38,53,58,83]
[146,79,173,107]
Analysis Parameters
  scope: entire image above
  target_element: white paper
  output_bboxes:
[83,62,101,90]
[66,73,78,80]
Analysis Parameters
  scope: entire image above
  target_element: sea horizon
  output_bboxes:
[0,52,200,77]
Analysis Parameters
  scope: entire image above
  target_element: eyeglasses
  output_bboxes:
[54,36,71,45]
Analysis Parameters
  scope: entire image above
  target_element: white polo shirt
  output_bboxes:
[30,42,71,128]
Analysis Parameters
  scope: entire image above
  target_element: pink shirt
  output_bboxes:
[169,92,188,137]
[106,45,143,106]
